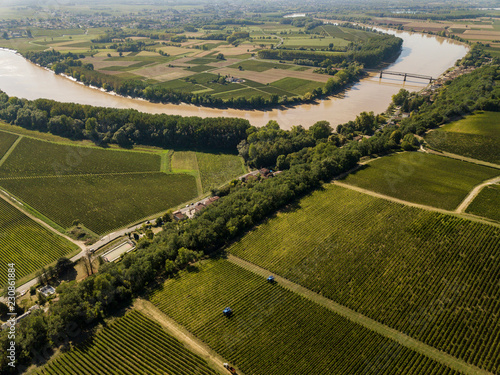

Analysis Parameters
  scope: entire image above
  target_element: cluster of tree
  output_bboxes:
[226,31,250,44]
[0,93,251,150]
[258,34,402,68]
[457,43,493,67]
[398,64,500,136]
[24,50,83,68]
[198,33,228,41]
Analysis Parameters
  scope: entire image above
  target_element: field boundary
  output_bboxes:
[160,150,172,172]
[422,144,500,170]
[334,181,500,229]
[227,255,493,375]
[0,190,83,288]
[193,152,204,194]
[0,190,84,251]
[133,299,229,375]
[456,176,500,213]
[0,134,22,167]
[0,170,160,180]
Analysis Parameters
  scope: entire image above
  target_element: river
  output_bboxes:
[0,29,467,129]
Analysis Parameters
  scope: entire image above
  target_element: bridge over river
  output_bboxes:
[372,70,435,83]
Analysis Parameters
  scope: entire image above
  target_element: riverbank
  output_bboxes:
[0,29,467,129]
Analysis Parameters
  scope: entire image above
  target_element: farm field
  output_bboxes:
[270,77,324,96]
[149,260,459,375]
[0,173,197,235]
[341,152,500,210]
[196,152,246,192]
[466,184,500,222]
[425,111,500,164]
[0,136,161,177]
[171,151,246,193]
[0,133,248,235]
[228,184,500,373]
[0,197,78,285]
[34,310,219,375]
[0,132,18,160]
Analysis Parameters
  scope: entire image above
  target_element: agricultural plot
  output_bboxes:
[270,77,324,96]
[0,197,78,285]
[34,310,218,375]
[0,173,197,235]
[342,152,500,210]
[228,184,500,373]
[149,260,458,375]
[425,111,500,164]
[227,60,295,72]
[171,151,198,172]
[196,152,246,192]
[466,184,500,222]
[0,131,18,160]
[0,137,160,177]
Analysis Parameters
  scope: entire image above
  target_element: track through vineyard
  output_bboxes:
[228,184,500,373]
[0,196,78,285]
[149,260,462,375]
[34,310,220,375]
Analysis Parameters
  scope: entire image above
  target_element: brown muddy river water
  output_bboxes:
[0,29,467,129]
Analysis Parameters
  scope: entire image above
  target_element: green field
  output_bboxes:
[342,152,500,210]
[0,137,160,177]
[171,151,198,172]
[0,132,18,160]
[34,310,218,375]
[0,197,78,285]
[0,135,246,234]
[149,260,458,375]
[466,184,500,222]
[0,173,197,235]
[282,36,349,48]
[196,152,246,191]
[171,151,246,193]
[228,59,294,72]
[228,184,500,372]
[425,111,500,164]
[270,77,324,96]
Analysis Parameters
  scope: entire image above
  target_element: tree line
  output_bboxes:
[0,93,251,151]
[258,34,403,68]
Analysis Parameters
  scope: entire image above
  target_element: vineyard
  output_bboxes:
[0,173,197,234]
[466,184,500,222]
[171,151,246,192]
[342,152,500,210]
[0,137,161,177]
[0,197,78,285]
[0,131,18,160]
[34,310,219,375]
[149,260,459,375]
[196,152,246,192]
[425,111,500,165]
[228,184,500,373]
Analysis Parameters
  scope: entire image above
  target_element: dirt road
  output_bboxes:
[227,255,493,375]
[133,299,235,375]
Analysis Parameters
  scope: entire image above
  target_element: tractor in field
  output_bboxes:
[223,363,237,374]
[223,307,233,317]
